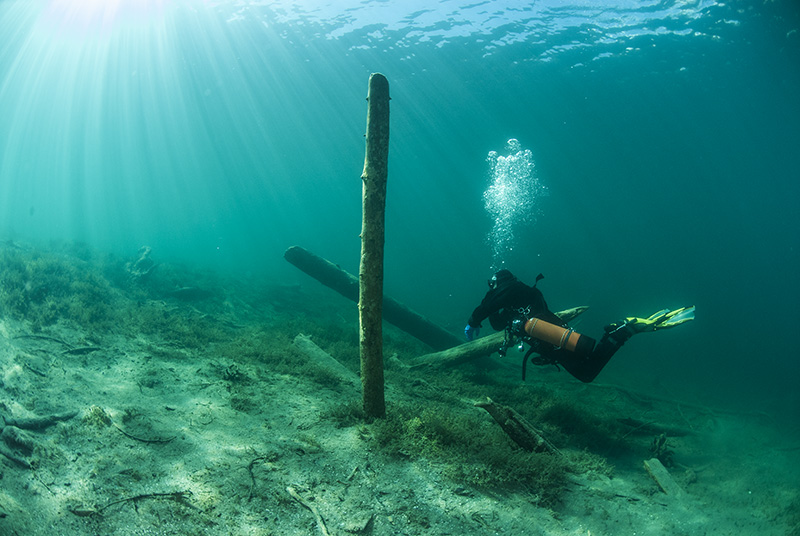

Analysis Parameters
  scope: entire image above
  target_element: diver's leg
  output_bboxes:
[555,307,695,383]
[555,330,629,383]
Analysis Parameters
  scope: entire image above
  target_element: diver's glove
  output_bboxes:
[605,306,695,342]
[465,324,480,341]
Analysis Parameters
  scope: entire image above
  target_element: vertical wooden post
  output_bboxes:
[359,73,390,418]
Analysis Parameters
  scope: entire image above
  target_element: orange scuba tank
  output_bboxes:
[523,317,595,356]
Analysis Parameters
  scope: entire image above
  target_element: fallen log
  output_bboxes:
[2,411,77,431]
[293,334,360,391]
[407,331,504,368]
[407,306,589,369]
[284,246,462,351]
[475,397,561,455]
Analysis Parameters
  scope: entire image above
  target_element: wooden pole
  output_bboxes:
[359,73,390,418]
[283,246,463,351]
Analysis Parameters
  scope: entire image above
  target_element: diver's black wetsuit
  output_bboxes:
[467,276,626,383]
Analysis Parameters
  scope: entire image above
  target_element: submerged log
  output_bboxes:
[407,331,505,368]
[2,411,78,431]
[293,334,360,391]
[475,397,561,455]
[284,246,463,351]
[407,306,589,369]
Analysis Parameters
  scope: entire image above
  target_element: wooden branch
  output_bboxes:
[63,347,102,356]
[475,397,561,455]
[287,486,331,536]
[69,491,194,517]
[13,334,73,348]
[246,455,274,501]
[285,245,463,351]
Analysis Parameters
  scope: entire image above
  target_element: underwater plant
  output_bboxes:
[0,246,118,331]
[368,402,568,505]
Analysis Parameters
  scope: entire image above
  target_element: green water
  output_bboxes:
[1,0,798,414]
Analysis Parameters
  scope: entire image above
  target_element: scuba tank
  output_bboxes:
[522,317,595,357]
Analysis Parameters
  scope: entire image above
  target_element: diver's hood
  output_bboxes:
[489,269,517,290]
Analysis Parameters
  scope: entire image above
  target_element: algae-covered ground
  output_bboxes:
[0,241,797,535]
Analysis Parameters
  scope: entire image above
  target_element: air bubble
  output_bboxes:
[483,139,546,270]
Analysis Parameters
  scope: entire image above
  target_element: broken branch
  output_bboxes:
[287,486,331,536]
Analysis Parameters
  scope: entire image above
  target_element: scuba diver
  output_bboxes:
[464,269,695,383]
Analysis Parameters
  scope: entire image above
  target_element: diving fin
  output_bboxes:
[654,306,695,329]
[622,306,696,334]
